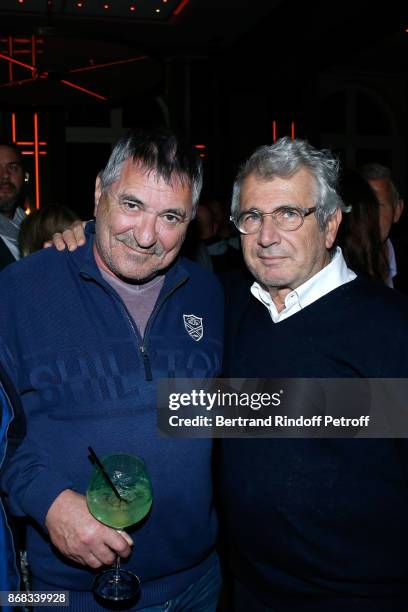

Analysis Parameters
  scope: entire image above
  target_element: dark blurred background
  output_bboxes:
[0,0,407,223]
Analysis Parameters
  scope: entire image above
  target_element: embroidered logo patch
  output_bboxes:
[183,314,203,341]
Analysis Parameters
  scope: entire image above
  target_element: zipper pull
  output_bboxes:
[140,346,153,381]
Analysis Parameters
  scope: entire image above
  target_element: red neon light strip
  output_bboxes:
[16,141,47,146]
[8,36,13,82]
[173,0,190,16]
[31,35,36,68]
[0,37,44,44]
[21,151,47,155]
[60,80,107,101]
[11,113,16,143]
[69,55,147,73]
[272,120,277,143]
[33,113,40,209]
[291,121,295,140]
[0,52,36,72]
[1,50,44,56]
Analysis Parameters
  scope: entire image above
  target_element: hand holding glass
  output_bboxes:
[86,453,153,603]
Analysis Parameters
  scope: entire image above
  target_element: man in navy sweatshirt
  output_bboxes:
[0,127,223,610]
[220,137,408,611]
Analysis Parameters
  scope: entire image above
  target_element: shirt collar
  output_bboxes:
[385,238,397,287]
[0,206,25,238]
[251,247,356,323]
[0,207,26,259]
[13,206,26,227]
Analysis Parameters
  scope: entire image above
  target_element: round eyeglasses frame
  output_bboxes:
[230,206,317,234]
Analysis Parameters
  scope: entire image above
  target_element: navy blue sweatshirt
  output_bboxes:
[0,226,224,608]
[220,275,408,610]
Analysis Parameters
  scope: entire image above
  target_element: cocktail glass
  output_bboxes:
[86,453,153,603]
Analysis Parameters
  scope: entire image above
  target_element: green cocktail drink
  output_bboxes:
[87,479,152,529]
[86,452,153,603]
[87,453,153,528]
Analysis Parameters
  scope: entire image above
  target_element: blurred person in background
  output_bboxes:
[359,162,405,289]
[0,142,28,270]
[195,199,245,277]
[19,205,80,257]
[337,169,389,283]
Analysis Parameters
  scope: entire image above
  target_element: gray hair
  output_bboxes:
[231,137,349,229]
[99,127,203,217]
[359,162,400,208]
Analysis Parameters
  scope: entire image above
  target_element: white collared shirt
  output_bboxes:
[385,238,397,288]
[251,247,356,323]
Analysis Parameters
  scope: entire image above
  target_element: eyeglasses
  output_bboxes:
[230,206,317,234]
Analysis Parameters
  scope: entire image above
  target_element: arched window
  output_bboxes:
[319,85,395,170]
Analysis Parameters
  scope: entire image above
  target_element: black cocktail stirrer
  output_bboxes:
[88,446,126,503]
